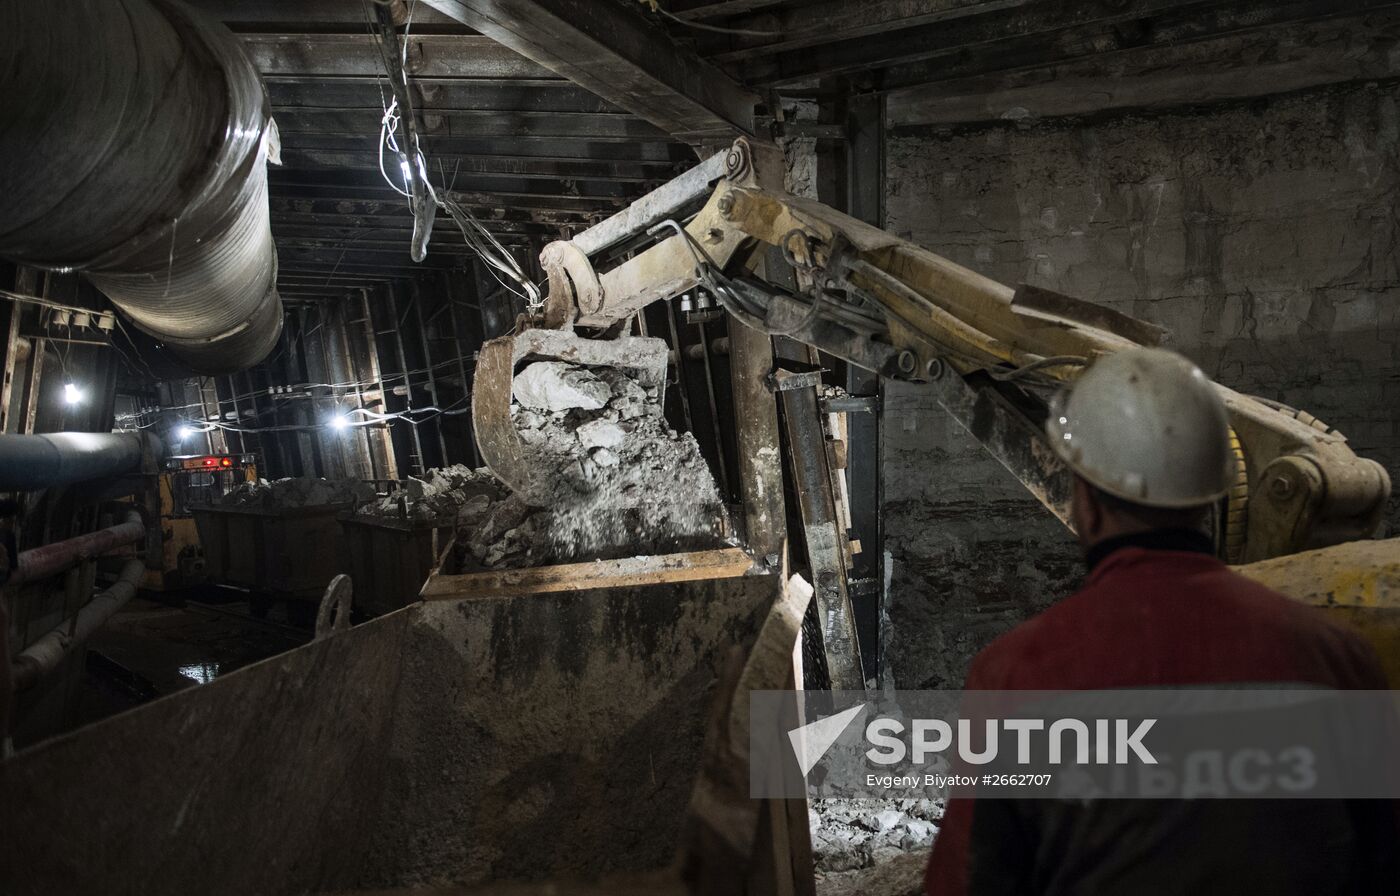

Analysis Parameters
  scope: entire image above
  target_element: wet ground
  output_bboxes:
[73,587,311,727]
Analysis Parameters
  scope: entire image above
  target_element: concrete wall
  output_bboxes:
[882,81,1400,689]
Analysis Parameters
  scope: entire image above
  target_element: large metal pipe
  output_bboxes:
[11,558,146,692]
[8,511,145,589]
[0,432,156,491]
[0,0,283,373]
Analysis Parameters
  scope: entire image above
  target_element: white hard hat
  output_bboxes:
[1046,347,1236,508]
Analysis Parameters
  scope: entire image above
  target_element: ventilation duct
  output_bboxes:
[0,0,283,374]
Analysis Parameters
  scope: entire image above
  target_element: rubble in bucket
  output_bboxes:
[353,465,505,523]
[455,358,729,571]
[217,476,377,509]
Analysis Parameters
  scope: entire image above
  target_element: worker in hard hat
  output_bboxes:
[924,347,1396,895]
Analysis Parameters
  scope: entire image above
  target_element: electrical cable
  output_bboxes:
[637,1,787,37]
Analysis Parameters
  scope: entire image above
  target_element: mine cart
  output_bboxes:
[0,545,815,895]
[337,514,455,617]
[190,502,352,602]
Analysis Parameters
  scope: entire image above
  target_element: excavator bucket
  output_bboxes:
[472,328,671,505]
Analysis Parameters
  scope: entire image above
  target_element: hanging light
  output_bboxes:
[62,383,83,405]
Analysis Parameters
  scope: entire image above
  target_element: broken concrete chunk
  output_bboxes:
[575,419,626,450]
[455,493,492,525]
[512,361,611,412]
[590,447,619,467]
[903,819,936,841]
[512,407,545,430]
[871,808,907,833]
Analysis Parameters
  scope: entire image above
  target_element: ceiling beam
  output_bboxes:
[270,107,666,141]
[886,11,1400,126]
[240,34,552,79]
[269,167,638,199]
[421,0,758,141]
[271,219,545,238]
[280,133,691,163]
[269,183,625,215]
[876,0,1400,91]
[699,0,1035,61]
[276,148,683,182]
[265,79,622,114]
[188,0,465,30]
[740,0,1217,86]
[270,196,598,225]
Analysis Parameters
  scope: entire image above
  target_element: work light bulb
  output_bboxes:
[63,383,82,405]
[330,414,351,430]
[177,425,194,440]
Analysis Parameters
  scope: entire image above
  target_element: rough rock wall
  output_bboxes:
[882,81,1400,689]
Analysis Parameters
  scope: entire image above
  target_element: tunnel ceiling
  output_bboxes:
[187,0,698,305]
[189,0,1400,308]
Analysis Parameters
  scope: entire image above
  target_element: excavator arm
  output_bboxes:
[473,138,1390,564]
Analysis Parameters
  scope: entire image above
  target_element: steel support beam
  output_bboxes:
[840,90,884,685]
[421,0,759,142]
[928,368,1074,528]
[777,371,865,691]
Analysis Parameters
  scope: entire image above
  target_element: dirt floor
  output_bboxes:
[74,590,310,726]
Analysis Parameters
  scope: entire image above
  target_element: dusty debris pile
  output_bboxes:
[810,797,941,874]
[454,359,728,570]
[354,464,505,523]
[216,476,377,509]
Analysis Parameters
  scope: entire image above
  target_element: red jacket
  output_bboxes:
[925,538,1392,896]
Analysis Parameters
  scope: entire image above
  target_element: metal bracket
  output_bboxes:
[539,240,599,324]
[821,395,879,414]
[314,574,353,641]
[767,363,825,394]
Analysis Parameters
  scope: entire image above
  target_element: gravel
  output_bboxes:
[354,465,504,524]
[809,797,942,875]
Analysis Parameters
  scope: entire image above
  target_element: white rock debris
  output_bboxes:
[809,797,942,874]
[511,360,612,412]
[456,359,728,571]
[354,465,505,524]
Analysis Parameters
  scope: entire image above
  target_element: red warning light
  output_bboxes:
[204,458,216,467]
[221,457,233,467]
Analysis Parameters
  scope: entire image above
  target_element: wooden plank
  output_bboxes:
[420,546,755,599]
[238,34,552,79]
[421,0,759,141]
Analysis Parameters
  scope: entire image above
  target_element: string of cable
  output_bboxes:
[360,0,541,312]
[634,0,787,37]
[132,392,475,436]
